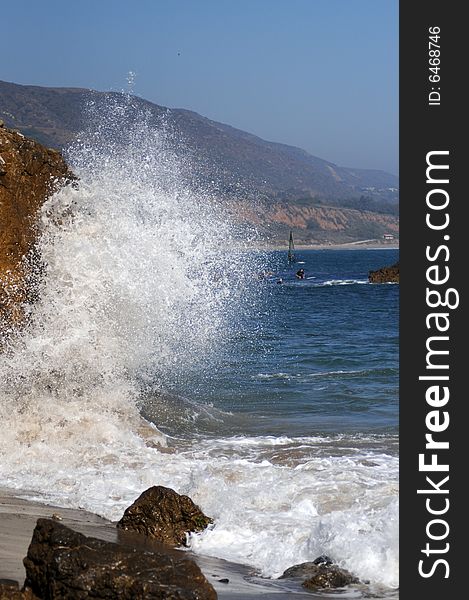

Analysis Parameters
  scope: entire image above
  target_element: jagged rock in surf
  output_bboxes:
[279,555,334,578]
[279,560,359,590]
[0,580,39,599]
[117,486,212,547]
[24,518,217,599]
[302,565,359,591]
[368,261,399,283]
[0,125,75,335]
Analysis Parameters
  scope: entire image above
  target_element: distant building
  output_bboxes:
[383,233,395,240]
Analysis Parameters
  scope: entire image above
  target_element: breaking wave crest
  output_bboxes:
[0,91,262,483]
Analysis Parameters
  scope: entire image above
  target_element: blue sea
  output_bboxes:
[0,97,399,598]
[193,248,399,438]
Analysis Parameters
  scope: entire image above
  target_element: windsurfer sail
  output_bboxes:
[288,230,296,264]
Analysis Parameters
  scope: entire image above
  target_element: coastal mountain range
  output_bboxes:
[0,80,398,244]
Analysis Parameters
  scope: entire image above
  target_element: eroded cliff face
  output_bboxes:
[0,122,74,334]
[266,203,399,233]
[227,199,399,244]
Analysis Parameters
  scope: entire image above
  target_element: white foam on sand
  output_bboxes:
[0,426,398,589]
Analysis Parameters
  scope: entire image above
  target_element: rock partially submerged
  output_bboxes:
[302,565,359,591]
[280,558,359,591]
[117,486,212,547]
[0,124,74,334]
[368,261,399,283]
[279,556,334,578]
[24,518,217,599]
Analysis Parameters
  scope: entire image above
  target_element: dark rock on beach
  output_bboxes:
[117,486,213,547]
[23,518,217,599]
[280,559,359,591]
[0,124,75,335]
[368,261,399,283]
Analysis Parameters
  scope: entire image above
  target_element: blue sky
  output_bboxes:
[1,0,398,174]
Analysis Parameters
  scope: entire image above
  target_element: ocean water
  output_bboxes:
[0,94,398,597]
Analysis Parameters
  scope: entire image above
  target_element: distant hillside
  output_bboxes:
[0,80,399,244]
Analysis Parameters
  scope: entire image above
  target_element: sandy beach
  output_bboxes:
[0,488,315,599]
[0,489,118,585]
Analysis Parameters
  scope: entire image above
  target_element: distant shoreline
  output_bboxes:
[250,241,399,252]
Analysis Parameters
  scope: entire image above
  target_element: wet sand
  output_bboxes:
[0,488,313,599]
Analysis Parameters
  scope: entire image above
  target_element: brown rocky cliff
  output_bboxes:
[226,199,399,245]
[0,121,74,333]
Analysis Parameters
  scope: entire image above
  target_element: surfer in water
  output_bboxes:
[296,268,305,279]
